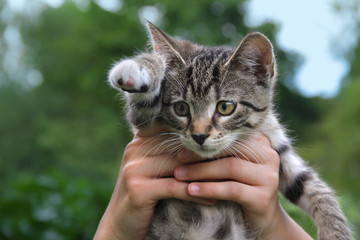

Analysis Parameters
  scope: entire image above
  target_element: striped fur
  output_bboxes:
[108,23,351,239]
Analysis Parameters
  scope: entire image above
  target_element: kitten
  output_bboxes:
[108,22,351,240]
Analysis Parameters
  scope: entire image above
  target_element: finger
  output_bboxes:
[145,178,217,206]
[187,181,265,207]
[131,123,176,157]
[127,132,183,158]
[122,154,182,178]
[226,135,268,164]
[174,157,271,186]
[225,133,279,167]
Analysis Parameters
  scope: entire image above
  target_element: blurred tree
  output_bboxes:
[333,0,360,81]
[297,1,360,237]
[0,0,342,238]
[0,0,313,181]
[299,76,360,240]
[0,170,111,239]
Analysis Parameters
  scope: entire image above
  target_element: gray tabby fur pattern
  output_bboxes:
[108,22,352,240]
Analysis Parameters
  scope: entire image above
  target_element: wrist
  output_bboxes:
[263,206,313,240]
[94,196,151,240]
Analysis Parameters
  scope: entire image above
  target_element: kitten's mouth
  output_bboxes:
[192,146,222,158]
[180,138,224,158]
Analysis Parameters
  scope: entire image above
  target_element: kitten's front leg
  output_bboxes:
[108,53,166,129]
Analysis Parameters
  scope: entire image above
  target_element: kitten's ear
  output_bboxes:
[225,32,275,78]
[147,22,196,65]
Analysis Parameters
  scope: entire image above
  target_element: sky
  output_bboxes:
[245,0,353,97]
[4,0,355,97]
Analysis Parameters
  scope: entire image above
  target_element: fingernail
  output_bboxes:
[189,184,199,194]
[175,166,187,178]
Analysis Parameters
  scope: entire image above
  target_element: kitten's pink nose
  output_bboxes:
[191,134,209,146]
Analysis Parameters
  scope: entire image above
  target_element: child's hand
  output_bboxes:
[94,124,214,240]
[174,133,312,239]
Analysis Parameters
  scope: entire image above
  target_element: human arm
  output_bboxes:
[94,128,312,240]
[93,125,214,240]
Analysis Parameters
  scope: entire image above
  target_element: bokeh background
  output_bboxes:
[0,0,359,239]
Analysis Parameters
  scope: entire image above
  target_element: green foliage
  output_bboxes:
[298,77,360,239]
[0,170,111,240]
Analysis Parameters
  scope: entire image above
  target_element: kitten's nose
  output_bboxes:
[191,134,209,146]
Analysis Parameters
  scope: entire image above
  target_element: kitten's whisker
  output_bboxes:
[226,143,251,163]
[234,140,260,164]
[224,145,254,169]
[148,134,181,179]
[132,133,179,173]
[132,136,166,171]
[226,146,243,161]
[226,131,267,164]
[240,139,267,163]
[234,139,265,165]
[153,136,179,155]
[153,143,182,179]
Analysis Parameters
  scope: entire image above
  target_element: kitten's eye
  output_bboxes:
[217,101,236,116]
[173,101,190,116]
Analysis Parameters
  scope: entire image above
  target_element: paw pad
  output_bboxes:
[109,59,150,93]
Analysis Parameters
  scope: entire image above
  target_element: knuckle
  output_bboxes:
[267,171,279,186]
[167,180,180,197]
[256,190,272,209]
[227,158,240,176]
[122,148,132,162]
[268,149,280,166]
[125,178,142,203]
[263,191,272,203]
[122,142,138,161]
[262,192,274,209]
[122,163,136,180]
[122,165,145,203]
[124,172,137,189]
[229,182,242,201]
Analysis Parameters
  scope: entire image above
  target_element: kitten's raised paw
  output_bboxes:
[108,59,150,93]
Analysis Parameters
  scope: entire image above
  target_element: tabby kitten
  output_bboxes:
[108,22,351,240]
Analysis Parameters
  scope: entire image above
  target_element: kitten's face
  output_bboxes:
[161,48,272,157]
[148,23,275,157]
